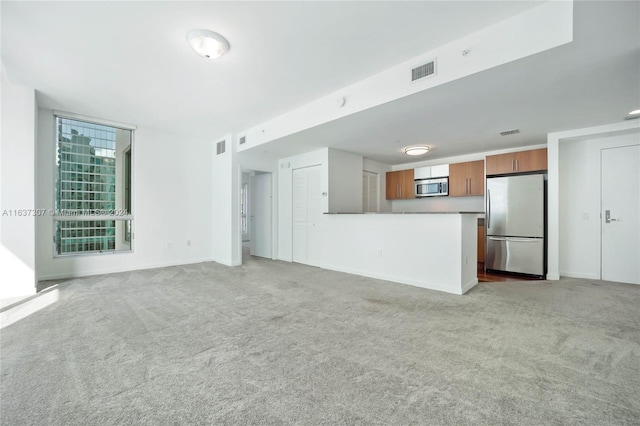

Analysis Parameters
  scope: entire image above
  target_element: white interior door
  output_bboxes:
[362,171,379,213]
[601,144,640,284]
[292,165,322,265]
[250,173,272,259]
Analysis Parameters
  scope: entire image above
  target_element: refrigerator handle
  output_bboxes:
[486,189,491,230]
[489,237,541,242]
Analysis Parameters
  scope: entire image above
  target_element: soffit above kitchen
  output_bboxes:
[0,1,544,141]
[238,0,640,165]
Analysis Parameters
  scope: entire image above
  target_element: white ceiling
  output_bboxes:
[2,1,639,165]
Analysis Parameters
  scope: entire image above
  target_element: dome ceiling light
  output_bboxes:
[187,29,230,59]
[404,146,430,156]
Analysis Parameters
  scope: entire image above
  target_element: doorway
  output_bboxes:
[601,144,640,284]
[250,172,272,259]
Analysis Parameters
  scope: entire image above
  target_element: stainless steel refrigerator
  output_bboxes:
[486,174,545,277]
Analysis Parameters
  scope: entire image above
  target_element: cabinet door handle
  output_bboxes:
[512,159,515,171]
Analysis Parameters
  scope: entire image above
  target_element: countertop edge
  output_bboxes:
[324,212,484,215]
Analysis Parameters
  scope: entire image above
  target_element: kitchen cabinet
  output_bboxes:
[486,148,547,176]
[414,164,449,179]
[386,169,414,200]
[449,160,484,197]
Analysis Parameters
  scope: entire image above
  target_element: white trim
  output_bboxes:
[53,110,137,130]
[37,257,216,281]
[559,271,600,280]
[318,262,467,296]
[461,278,479,295]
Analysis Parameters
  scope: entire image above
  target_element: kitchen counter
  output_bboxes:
[325,211,484,215]
[318,212,480,295]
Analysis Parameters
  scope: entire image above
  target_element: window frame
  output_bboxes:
[52,111,136,258]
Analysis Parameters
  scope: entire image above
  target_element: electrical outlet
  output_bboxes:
[187,240,191,246]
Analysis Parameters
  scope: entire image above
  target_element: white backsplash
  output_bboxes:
[391,196,485,213]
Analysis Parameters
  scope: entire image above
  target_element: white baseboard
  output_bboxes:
[546,273,561,280]
[318,263,463,296]
[37,257,216,281]
[559,271,600,280]
[461,278,479,295]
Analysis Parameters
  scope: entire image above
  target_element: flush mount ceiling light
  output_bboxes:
[625,109,640,120]
[404,146,430,156]
[187,29,230,59]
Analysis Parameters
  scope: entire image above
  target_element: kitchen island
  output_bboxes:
[321,212,482,295]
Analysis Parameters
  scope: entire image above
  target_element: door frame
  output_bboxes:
[240,169,276,263]
[547,121,640,281]
[250,172,273,259]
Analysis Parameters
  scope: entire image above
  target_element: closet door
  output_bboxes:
[292,165,322,266]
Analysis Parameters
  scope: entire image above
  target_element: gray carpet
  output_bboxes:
[1,255,639,425]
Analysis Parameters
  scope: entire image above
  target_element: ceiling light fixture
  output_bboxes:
[625,109,640,120]
[404,146,430,156]
[187,29,230,59]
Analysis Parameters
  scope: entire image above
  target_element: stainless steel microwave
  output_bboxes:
[415,177,448,197]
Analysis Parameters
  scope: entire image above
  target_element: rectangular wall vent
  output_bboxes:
[499,129,521,136]
[216,140,226,155]
[239,136,246,145]
[411,59,437,82]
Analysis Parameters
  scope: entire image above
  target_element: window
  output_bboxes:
[54,115,133,255]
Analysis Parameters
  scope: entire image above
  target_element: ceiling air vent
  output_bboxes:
[411,59,437,82]
[239,136,246,145]
[500,129,520,136]
[216,140,226,155]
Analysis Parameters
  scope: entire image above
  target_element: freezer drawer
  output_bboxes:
[486,236,544,276]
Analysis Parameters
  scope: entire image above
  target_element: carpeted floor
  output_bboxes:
[1,253,639,425]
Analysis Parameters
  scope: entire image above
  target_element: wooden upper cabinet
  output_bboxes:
[486,148,548,176]
[449,160,484,197]
[386,169,415,200]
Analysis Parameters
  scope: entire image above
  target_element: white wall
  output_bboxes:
[36,109,215,279]
[277,148,328,261]
[0,67,37,299]
[559,131,640,279]
[393,196,484,213]
[328,149,363,213]
[548,120,640,280]
[320,213,478,295]
[238,1,572,150]
[363,158,392,213]
[211,134,241,266]
[277,147,370,260]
